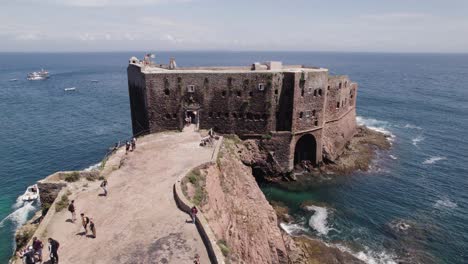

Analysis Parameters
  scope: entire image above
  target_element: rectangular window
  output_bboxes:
[308,87,313,94]
[305,110,311,118]
[187,85,195,93]
[258,83,265,91]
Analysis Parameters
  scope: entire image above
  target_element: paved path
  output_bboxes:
[41,128,213,263]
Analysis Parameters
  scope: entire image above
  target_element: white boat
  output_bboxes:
[27,69,49,81]
[9,78,18,82]
[64,87,76,91]
[21,184,39,202]
[90,80,99,83]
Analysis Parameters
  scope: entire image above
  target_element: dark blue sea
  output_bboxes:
[0,52,467,264]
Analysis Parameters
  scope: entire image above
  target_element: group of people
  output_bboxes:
[17,237,59,264]
[125,137,137,154]
[68,199,97,239]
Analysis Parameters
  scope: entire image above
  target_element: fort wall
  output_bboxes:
[128,59,358,172]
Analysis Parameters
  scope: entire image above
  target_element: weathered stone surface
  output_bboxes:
[201,138,288,263]
[128,60,359,171]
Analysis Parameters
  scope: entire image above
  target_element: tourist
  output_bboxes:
[32,236,43,262]
[190,206,198,224]
[100,179,108,196]
[125,141,130,154]
[68,200,76,222]
[131,137,136,151]
[47,238,59,264]
[81,213,90,234]
[90,219,96,238]
[17,246,35,264]
[193,253,200,264]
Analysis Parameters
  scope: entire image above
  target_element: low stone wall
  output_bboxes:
[173,137,225,264]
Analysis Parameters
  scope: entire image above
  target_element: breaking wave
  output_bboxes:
[422,156,446,165]
[84,162,102,171]
[305,205,331,236]
[412,135,425,146]
[279,222,308,236]
[356,116,395,142]
[434,198,457,209]
[336,244,397,264]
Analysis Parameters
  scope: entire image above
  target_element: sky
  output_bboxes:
[1,0,468,53]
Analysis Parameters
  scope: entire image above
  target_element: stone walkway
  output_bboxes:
[39,127,212,263]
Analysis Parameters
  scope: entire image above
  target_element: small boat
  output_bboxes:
[90,80,99,83]
[21,184,39,202]
[27,69,49,81]
[64,87,76,91]
[9,79,18,82]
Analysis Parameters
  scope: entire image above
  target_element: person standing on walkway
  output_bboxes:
[47,238,59,264]
[131,137,136,151]
[32,237,43,262]
[89,219,96,238]
[190,206,198,224]
[100,179,108,196]
[68,200,76,222]
[125,141,130,154]
[80,213,90,234]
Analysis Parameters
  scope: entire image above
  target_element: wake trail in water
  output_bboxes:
[0,201,37,230]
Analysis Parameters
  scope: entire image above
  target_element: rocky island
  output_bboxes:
[12,56,390,264]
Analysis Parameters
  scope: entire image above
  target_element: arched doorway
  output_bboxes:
[294,134,317,166]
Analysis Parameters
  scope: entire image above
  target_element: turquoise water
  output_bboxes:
[0,52,467,263]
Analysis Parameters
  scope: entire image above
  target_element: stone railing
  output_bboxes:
[173,137,225,264]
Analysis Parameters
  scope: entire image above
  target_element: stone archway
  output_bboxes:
[294,134,317,166]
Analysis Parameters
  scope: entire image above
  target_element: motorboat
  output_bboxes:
[9,78,18,82]
[21,184,39,202]
[27,69,49,80]
[64,87,76,91]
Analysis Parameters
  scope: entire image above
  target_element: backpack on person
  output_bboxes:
[68,203,74,212]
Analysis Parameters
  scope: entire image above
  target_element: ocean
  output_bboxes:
[0,52,467,264]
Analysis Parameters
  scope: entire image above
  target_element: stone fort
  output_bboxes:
[127,56,358,172]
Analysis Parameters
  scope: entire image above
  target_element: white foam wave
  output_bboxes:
[356,116,395,142]
[434,198,457,209]
[404,124,422,130]
[279,222,308,235]
[0,202,37,229]
[422,156,446,165]
[336,244,397,264]
[389,155,397,160]
[84,162,102,171]
[411,135,425,146]
[305,205,330,236]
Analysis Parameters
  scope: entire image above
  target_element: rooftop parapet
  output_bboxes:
[129,56,328,74]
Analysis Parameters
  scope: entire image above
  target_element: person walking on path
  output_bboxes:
[131,137,136,151]
[48,238,59,264]
[89,219,96,238]
[100,179,108,196]
[32,237,43,262]
[80,213,90,235]
[190,206,198,224]
[67,200,76,222]
[125,141,130,154]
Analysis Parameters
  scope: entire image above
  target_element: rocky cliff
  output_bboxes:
[185,137,364,264]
